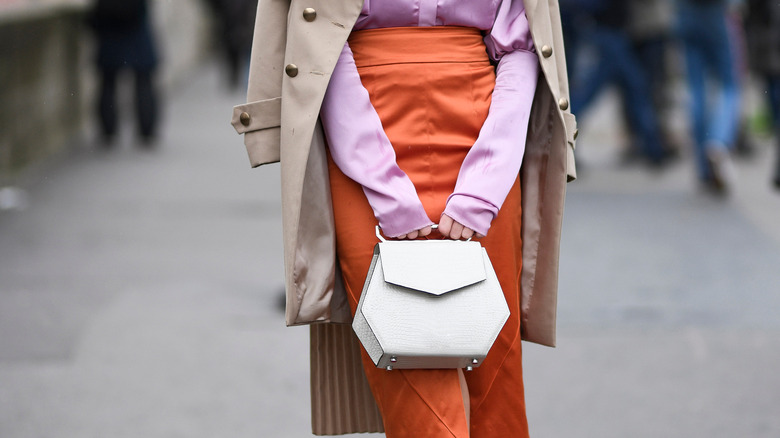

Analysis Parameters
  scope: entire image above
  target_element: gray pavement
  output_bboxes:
[1,65,779,437]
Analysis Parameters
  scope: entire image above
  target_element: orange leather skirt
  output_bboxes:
[327,26,528,438]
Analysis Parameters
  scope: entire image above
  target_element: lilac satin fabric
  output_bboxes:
[320,0,539,237]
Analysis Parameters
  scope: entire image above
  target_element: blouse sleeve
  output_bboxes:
[442,0,539,236]
[320,42,434,238]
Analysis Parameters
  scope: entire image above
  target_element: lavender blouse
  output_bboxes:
[320,0,539,237]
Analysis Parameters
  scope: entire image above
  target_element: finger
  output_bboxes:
[449,221,464,240]
[438,215,453,236]
[419,226,432,237]
[461,227,475,240]
[476,232,485,239]
[406,230,419,240]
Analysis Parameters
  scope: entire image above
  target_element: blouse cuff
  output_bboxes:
[443,194,499,237]
[359,188,433,238]
[372,193,435,237]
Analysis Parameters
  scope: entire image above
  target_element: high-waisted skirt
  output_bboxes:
[327,26,528,438]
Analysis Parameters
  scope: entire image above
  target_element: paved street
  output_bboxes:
[1,63,779,437]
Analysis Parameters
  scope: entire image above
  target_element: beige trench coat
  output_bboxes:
[231,0,577,434]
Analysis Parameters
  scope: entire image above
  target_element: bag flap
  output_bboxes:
[378,240,486,295]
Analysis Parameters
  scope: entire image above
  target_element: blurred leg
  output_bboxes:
[635,37,668,111]
[694,9,739,192]
[767,75,780,127]
[134,69,158,143]
[570,28,616,116]
[702,12,740,151]
[682,40,709,179]
[774,124,780,188]
[769,75,780,187]
[637,36,676,151]
[559,10,580,85]
[226,45,242,90]
[613,35,665,163]
[98,68,119,144]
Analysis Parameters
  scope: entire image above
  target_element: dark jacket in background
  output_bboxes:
[593,0,628,29]
[88,0,158,71]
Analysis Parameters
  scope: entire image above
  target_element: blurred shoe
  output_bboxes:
[137,135,158,150]
[647,150,675,170]
[619,145,642,165]
[733,127,756,158]
[699,177,726,196]
[98,134,117,150]
[705,145,736,194]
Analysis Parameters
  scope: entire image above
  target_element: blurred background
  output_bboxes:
[0,0,778,437]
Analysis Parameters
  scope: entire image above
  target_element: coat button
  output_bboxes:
[285,64,299,77]
[303,8,317,21]
[239,112,251,126]
[541,45,553,58]
[558,97,569,111]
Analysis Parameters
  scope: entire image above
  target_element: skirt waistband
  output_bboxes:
[347,26,489,67]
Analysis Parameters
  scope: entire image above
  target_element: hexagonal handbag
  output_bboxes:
[352,227,510,370]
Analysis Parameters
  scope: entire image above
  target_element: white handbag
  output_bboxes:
[352,227,510,370]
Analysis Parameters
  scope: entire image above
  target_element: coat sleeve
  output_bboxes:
[230,0,289,167]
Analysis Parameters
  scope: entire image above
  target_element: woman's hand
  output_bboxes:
[438,214,484,240]
[396,225,433,240]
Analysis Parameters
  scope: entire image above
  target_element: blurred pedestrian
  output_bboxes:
[677,0,740,193]
[744,0,780,189]
[569,0,669,167]
[204,0,257,90]
[88,0,160,147]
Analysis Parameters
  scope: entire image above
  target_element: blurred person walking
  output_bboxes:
[88,0,160,147]
[744,0,780,189]
[569,0,670,167]
[677,0,740,193]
